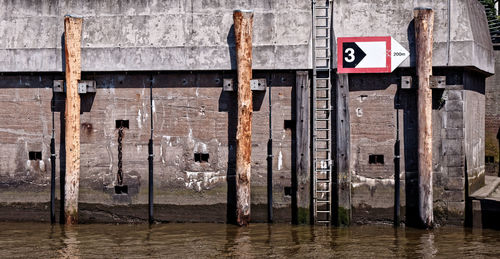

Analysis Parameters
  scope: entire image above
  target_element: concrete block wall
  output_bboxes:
[0,72,297,223]
[348,69,484,225]
[485,51,500,176]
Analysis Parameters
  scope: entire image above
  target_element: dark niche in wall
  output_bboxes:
[28,151,42,160]
[369,154,384,165]
[195,153,209,163]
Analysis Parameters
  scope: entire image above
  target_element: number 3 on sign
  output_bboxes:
[344,48,355,63]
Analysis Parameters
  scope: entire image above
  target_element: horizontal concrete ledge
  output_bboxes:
[0,202,292,223]
[470,176,500,200]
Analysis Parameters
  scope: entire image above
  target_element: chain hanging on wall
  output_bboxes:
[115,121,128,194]
[117,126,124,186]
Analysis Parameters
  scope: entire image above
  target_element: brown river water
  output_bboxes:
[1,222,500,258]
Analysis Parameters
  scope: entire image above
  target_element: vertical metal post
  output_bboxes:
[415,8,434,228]
[234,9,254,226]
[149,75,154,224]
[50,90,56,223]
[267,76,273,223]
[394,87,401,227]
[63,15,83,225]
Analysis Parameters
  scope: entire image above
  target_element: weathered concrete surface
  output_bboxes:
[0,0,494,73]
[333,0,494,74]
[0,72,295,222]
[348,69,486,225]
[0,0,311,71]
[485,51,500,176]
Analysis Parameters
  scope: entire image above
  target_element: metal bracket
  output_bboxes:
[401,76,413,89]
[250,78,267,91]
[78,80,97,94]
[53,80,65,92]
[223,78,234,92]
[54,80,96,93]
[430,76,446,89]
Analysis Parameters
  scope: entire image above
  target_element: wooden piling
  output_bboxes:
[335,73,351,226]
[414,8,434,228]
[233,10,253,226]
[64,15,83,225]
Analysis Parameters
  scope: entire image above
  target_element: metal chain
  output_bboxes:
[117,126,124,186]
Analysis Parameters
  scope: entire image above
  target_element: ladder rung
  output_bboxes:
[316,57,330,60]
[315,97,329,101]
[316,221,331,224]
[315,46,329,50]
[315,6,329,9]
[316,26,330,29]
[317,179,331,182]
[316,128,330,131]
[316,108,331,111]
[316,190,330,193]
[315,148,330,151]
[316,118,330,121]
[316,68,330,72]
[315,16,329,19]
[316,210,330,213]
[316,36,330,39]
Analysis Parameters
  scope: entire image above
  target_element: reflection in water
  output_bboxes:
[419,232,436,259]
[59,226,80,259]
[1,223,500,257]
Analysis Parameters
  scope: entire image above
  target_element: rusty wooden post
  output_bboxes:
[64,15,83,225]
[234,9,253,226]
[414,8,434,228]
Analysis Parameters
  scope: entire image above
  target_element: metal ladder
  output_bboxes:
[312,0,333,225]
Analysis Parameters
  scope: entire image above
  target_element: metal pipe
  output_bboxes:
[267,76,273,223]
[50,92,56,224]
[149,74,154,224]
[394,86,401,227]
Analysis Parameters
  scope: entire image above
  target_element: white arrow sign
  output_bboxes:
[337,36,410,74]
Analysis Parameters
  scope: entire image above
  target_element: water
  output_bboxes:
[1,223,500,258]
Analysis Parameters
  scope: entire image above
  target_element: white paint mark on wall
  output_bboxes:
[351,171,398,188]
[183,171,226,192]
[356,107,363,117]
[278,150,283,171]
[137,110,142,129]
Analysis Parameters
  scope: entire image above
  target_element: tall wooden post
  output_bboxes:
[414,8,434,228]
[234,10,253,226]
[335,73,351,226]
[295,71,310,224]
[64,15,83,225]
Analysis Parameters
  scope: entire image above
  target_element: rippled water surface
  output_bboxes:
[1,222,500,258]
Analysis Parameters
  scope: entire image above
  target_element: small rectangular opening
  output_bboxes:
[284,120,294,130]
[486,156,495,164]
[194,153,209,163]
[369,154,384,165]
[115,120,129,129]
[114,185,128,194]
[284,186,292,196]
[28,151,42,160]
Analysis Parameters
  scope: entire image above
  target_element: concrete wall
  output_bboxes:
[0,71,297,222]
[485,51,500,176]
[464,71,486,194]
[348,69,485,225]
[333,0,494,74]
[0,0,495,74]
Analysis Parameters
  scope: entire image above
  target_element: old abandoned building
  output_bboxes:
[0,0,496,227]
